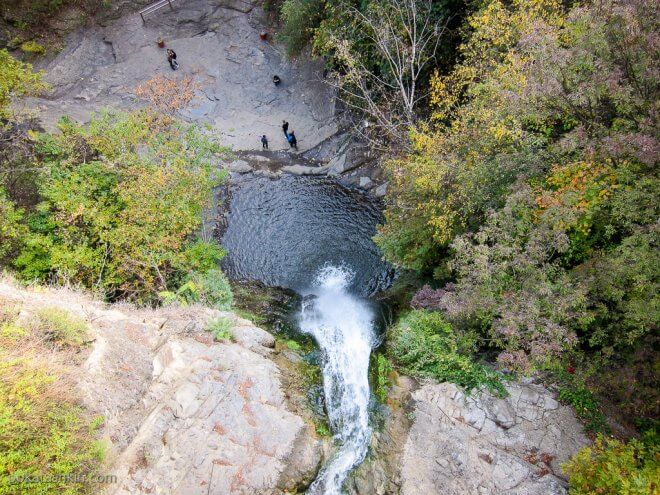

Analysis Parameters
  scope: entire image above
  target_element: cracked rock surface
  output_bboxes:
[0,280,324,495]
[22,0,337,152]
[399,382,589,495]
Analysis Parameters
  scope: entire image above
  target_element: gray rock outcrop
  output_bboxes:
[399,382,589,495]
[23,0,338,151]
[0,281,324,495]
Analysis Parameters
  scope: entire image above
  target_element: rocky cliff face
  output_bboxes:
[400,381,590,495]
[352,377,589,495]
[0,280,325,494]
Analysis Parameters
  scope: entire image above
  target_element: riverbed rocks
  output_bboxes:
[0,279,324,495]
[397,381,590,495]
[281,164,330,176]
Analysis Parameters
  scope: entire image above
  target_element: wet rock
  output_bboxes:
[327,141,373,176]
[348,375,417,495]
[227,159,253,173]
[327,151,348,175]
[358,177,373,189]
[281,164,329,176]
[373,182,388,198]
[253,169,281,179]
[301,294,318,312]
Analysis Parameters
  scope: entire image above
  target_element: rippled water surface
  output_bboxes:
[219,175,394,296]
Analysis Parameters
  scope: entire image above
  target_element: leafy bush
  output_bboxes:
[558,384,606,434]
[373,353,394,403]
[206,317,233,342]
[11,111,229,303]
[160,268,233,310]
[192,269,233,310]
[376,0,659,428]
[389,310,505,394]
[20,40,46,55]
[564,434,659,495]
[32,307,88,348]
[0,188,26,265]
[277,0,326,56]
[0,49,47,119]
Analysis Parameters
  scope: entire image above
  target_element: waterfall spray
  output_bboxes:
[299,266,375,495]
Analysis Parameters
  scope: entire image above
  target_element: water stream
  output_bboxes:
[300,266,376,494]
[219,174,393,493]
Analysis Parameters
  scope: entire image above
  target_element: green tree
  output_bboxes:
[564,434,659,495]
[0,49,47,119]
[14,111,230,303]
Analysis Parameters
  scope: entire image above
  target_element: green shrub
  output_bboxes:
[0,189,26,266]
[32,307,88,348]
[389,310,505,395]
[373,353,394,403]
[0,49,47,119]
[192,269,233,310]
[0,358,105,495]
[11,111,229,303]
[20,40,46,55]
[278,0,325,56]
[207,317,233,342]
[564,434,659,495]
[160,268,233,311]
[559,383,607,434]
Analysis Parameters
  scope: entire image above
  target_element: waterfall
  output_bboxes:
[299,265,375,495]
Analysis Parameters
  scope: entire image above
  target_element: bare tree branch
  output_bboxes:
[326,0,448,148]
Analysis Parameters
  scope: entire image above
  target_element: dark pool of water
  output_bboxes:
[218,174,395,297]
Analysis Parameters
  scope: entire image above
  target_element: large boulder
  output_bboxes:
[399,382,590,495]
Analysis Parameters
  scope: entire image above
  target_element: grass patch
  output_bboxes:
[234,308,266,325]
[206,316,233,342]
[285,339,301,351]
[20,40,46,55]
[372,353,394,403]
[0,358,106,495]
[0,299,105,495]
[32,307,88,348]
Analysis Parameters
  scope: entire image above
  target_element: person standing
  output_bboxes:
[282,120,289,137]
[287,130,297,150]
[261,135,269,150]
[166,48,178,70]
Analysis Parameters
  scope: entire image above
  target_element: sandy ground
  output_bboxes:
[19,0,338,152]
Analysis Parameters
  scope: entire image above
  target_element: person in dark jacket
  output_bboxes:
[282,120,289,137]
[261,135,269,150]
[273,75,281,85]
[287,130,297,150]
[166,48,178,70]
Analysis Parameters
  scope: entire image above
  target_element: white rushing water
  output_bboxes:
[299,266,376,495]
